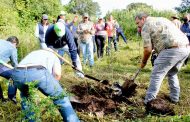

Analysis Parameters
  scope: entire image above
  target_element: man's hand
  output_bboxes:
[141,46,152,69]
[84,29,90,34]
[140,61,147,69]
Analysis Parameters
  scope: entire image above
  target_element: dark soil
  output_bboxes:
[121,78,137,97]
[146,98,175,116]
[70,82,143,119]
[70,82,175,119]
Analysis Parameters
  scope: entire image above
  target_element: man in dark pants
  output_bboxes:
[45,21,84,77]
[0,36,19,103]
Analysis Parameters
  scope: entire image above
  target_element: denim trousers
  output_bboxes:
[108,36,118,53]
[58,45,84,78]
[80,38,94,66]
[144,47,190,104]
[11,67,79,122]
[0,64,17,99]
[116,31,127,43]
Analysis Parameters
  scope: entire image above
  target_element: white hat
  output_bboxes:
[60,11,66,16]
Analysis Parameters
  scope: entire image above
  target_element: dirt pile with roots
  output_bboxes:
[70,82,175,119]
[70,82,143,118]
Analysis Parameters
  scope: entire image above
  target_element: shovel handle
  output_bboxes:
[44,48,85,75]
[131,68,141,81]
[44,49,104,83]
[0,60,14,69]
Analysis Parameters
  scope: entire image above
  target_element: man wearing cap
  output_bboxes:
[57,11,66,23]
[171,15,181,29]
[45,22,84,77]
[11,48,80,122]
[35,14,50,49]
[0,36,19,103]
[135,12,190,105]
[77,13,95,67]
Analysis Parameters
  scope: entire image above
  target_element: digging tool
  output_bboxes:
[44,49,110,85]
[122,68,141,88]
[0,60,14,69]
[112,68,141,96]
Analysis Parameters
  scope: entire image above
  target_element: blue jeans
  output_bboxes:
[144,47,190,104]
[116,31,127,43]
[80,39,94,66]
[0,64,17,99]
[108,36,118,54]
[11,67,79,122]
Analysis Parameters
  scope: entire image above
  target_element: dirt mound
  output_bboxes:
[121,78,137,97]
[146,98,175,116]
[70,83,133,114]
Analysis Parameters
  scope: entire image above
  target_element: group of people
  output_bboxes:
[35,12,128,67]
[0,11,190,121]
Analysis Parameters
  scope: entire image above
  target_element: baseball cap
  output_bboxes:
[54,22,65,37]
[60,11,66,16]
[83,13,89,18]
[42,14,48,20]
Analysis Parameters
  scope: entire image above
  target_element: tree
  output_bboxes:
[126,2,153,12]
[65,0,101,16]
[175,0,190,14]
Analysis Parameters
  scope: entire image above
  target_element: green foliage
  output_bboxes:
[65,0,101,16]
[175,0,190,14]
[106,2,176,41]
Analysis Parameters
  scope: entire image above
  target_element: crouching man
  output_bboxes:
[11,49,79,122]
[0,36,19,103]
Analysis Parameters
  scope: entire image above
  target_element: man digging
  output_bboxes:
[135,12,190,106]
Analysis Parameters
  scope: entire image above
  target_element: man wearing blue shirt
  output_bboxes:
[45,22,84,77]
[0,36,19,102]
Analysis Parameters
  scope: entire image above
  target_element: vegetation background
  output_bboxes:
[0,0,190,121]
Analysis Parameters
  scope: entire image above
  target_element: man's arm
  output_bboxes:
[65,27,77,63]
[140,46,152,68]
[10,49,18,67]
[34,23,39,38]
[140,27,152,68]
[52,58,62,80]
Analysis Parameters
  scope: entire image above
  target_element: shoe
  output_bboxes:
[163,95,178,104]
[9,97,17,104]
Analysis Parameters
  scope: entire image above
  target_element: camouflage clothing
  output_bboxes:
[77,21,95,43]
[142,17,189,53]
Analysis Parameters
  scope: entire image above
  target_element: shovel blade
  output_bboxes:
[69,96,81,103]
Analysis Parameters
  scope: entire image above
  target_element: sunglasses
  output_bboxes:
[43,19,48,20]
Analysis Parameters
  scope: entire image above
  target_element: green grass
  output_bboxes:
[0,39,190,121]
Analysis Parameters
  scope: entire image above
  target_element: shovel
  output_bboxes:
[121,68,141,91]
[112,68,141,96]
[45,49,110,85]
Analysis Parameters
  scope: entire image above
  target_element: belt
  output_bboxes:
[166,44,189,49]
[16,65,45,70]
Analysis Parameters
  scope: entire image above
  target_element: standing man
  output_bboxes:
[11,49,79,122]
[45,21,84,77]
[0,36,19,102]
[135,12,190,104]
[181,14,190,65]
[77,13,95,67]
[35,14,50,49]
